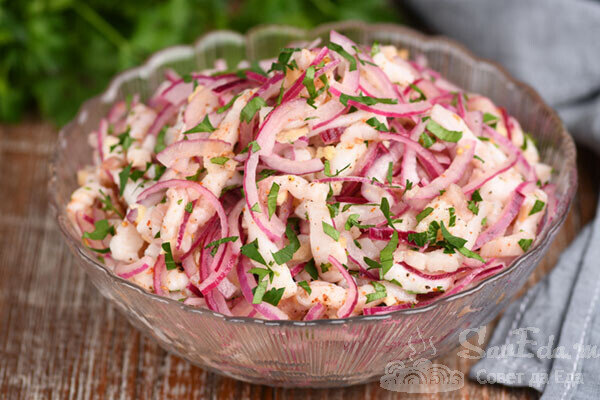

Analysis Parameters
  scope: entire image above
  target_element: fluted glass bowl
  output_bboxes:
[49,21,577,388]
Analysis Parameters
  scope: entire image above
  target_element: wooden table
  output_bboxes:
[1,121,597,399]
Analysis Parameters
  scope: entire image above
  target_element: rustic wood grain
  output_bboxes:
[0,121,597,400]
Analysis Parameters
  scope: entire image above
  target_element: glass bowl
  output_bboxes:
[49,21,577,388]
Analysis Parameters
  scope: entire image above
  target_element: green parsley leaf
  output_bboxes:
[252,279,268,304]
[298,280,311,295]
[474,155,485,163]
[419,132,435,148]
[205,236,239,255]
[184,201,194,213]
[118,164,131,196]
[440,222,467,248]
[262,287,285,306]
[327,202,340,219]
[344,214,374,231]
[82,219,115,241]
[210,156,229,165]
[386,161,394,184]
[529,200,545,216]
[363,256,382,270]
[269,47,301,73]
[302,65,317,99]
[161,242,176,270]
[249,267,274,283]
[426,120,463,142]
[304,259,319,280]
[339,93,398,107]
[184,115,215,134]
[323,160,350,177]
[371,41,380,57]
[483,113,499,126]
[322,221,340,241]
[98,189,123,218]
[449,207,456,227]
[366,117,388,132]
[320,262,332,273]
[380,230,398,278]
[217,93,241,114]
[416,207,434,223]
[267,182,280,220]
[365,281,387,303]
[472,189,483,202]
[250,203,261,213]
[154,127,167,154]
[457,246,485,262]
[272,223,300,265]
[241,239,267,266]
[518,238,534,252]
[327,42,357,71]
[240,97,267,123]
[467,201,479,215]
[110,130,133,153]
[380,197,394,227]
[409,83,426,102]
[257,169,277,181]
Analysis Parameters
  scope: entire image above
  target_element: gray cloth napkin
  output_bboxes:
[406,0,600,398]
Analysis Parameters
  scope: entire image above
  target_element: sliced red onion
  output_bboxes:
[195,200,244,294]
[97,118,108,162]
[153,255,167,296]
[303,303,326,321]
[330,87,431,118]
[116,257,150,279]
[137,180,229,276]
[379,133,445,177]
[363,303,413,315]
[176,199,195,250]
[281,47,329,103]
[149,104,177,136]
[125,208,138,223]
[328,255,358,318]
[465,111,483,137]
[482,125,536,181]
[289,262,307,277]
[156,138,230,168]
[473,182,527,249]
[462,154,518,195]
[400,262,470,280]
[261,154,324,175]
[319,126,344,145]
[244,71,268,84]
[160,80,194,105]
[404,140,476,207]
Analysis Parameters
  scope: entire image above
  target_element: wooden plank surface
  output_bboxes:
[0,121,597,399]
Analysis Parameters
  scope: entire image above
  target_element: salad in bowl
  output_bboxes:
[67,30,554,321]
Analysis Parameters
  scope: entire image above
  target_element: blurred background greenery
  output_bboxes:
[0,0,405,126]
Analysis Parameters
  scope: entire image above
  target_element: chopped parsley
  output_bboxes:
[110,130,133,153]
[344,214,374,231]
[161,242,176,270]
[449,207,456,227]
[529,200,545,216]
[241,239,267,266]
[118,164,132,196]
[98,189,123,218]
[272,223,300,265]
[483,112,499,128]
[365,281,387,303]
[416,207,434,223]
[426,120,463,142]
[304,259,319,280]
[269,47,301,73]
[322,221,340,241]
[205,236,239,256]
[518,238,533,252]
[184,115,215,134]
[366,117,389,132]
[409,83,426,102]
[184,201,194,213]
[261,287,285,306]
[323,160,350,177]
[267,182,280,220]
[379,230,399,278]
[419,132,435,148]
[326,42,357,71]
[155,127,167,154]
[298,280,311,294]
[82,219,115,241]
[217,93,241,114]
[240,96,267,123]
[210,156,229,165]
[339,93,398,107]
[386,162,394,184]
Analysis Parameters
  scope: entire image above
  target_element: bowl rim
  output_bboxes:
[50,20,578,326]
